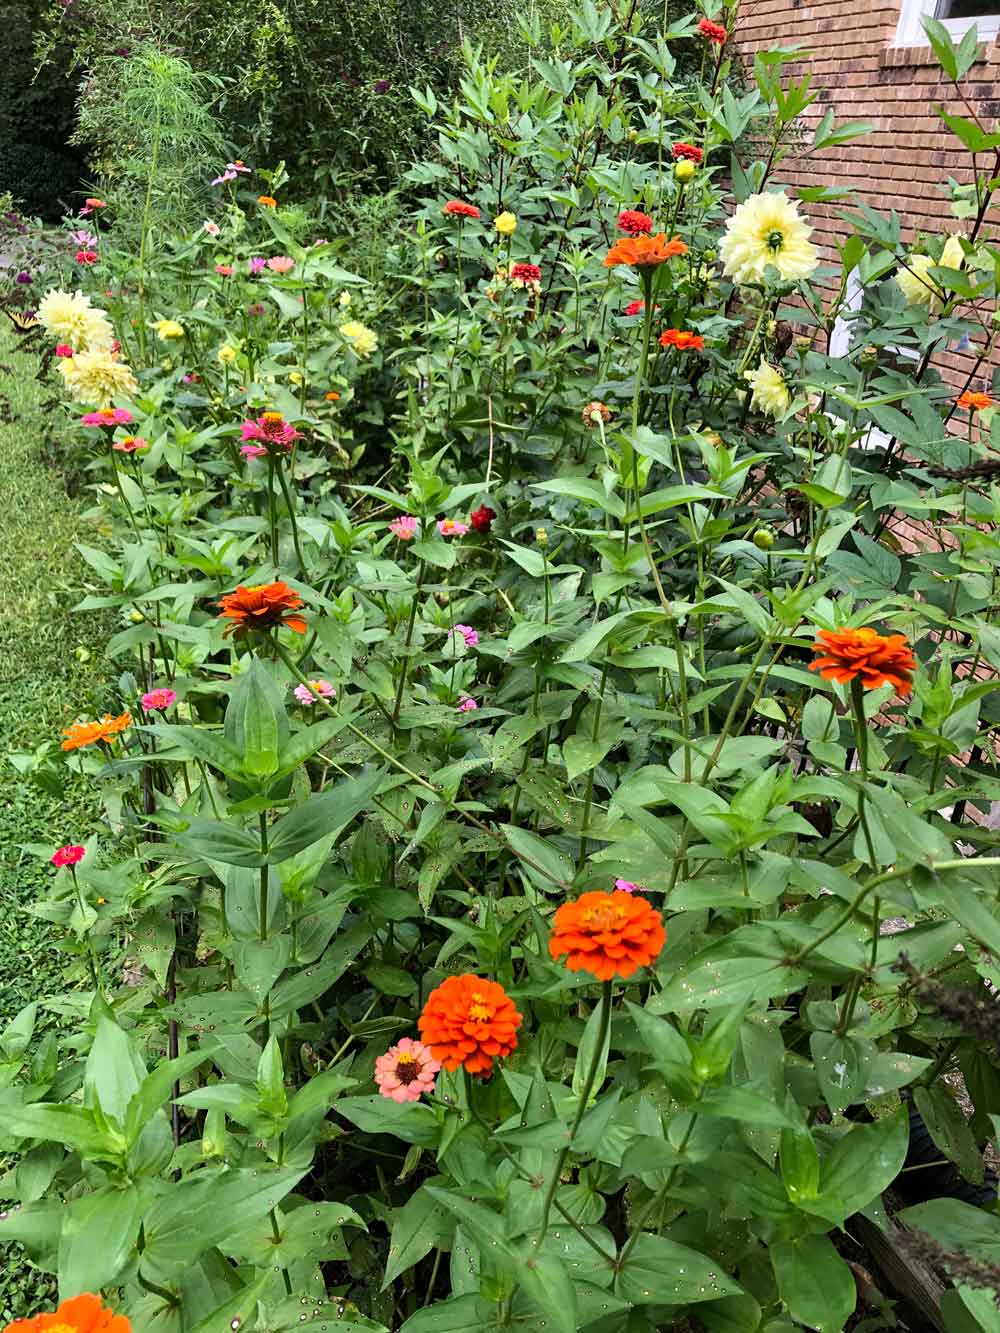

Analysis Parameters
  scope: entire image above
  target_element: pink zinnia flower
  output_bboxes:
[141,687,177,711]
[202,220,221,236]
[247,302,266,316]
[374,1037,440,1103]
[267,256,295,273]
[248,257,267,275]
[112,436,148,453]
[240,444,268,459]
[52,844,86,868]
[457,695,478,713]
[437,518,469,538]
[614,878,646,894]
[449,624,479,648]
[55,344,74,358]
[240,413,302,452]
[215,264,233,276]
[82,408,134,427]
[293,679,336,704]
[389,515,419,541]
[210,160,251,186]
[75,250,98,265]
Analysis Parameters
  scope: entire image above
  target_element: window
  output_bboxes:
[894,0,1000,44]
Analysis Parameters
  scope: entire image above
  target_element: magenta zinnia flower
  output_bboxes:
[457,695,478,713]
[55,344,74,358]
[248,257,267,275]
[614,878,645,894]
[389,515,419,541]
[374,1037,440,1103]
[449,624,479,648]
[82,408,134,428]
[52,844,86,868]
[240,412,302,452]
[141,687,177,711]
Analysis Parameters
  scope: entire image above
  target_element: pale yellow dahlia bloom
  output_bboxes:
[58,349,139,406]
[720,191,818,285]
[897,234,965,309]
[37,289,113,352]
[150,319,185,340]
[745,360,791,418]
[339,321,378,358]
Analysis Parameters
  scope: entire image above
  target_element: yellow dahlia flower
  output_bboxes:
[720,191,818,285]
[58,350,139,406]
[339,321,378,358]
[217,344,238,364]
[897,234,965,309]
[150,319,185,340]
[494,211,518,237]
[37,289,113,352]
[745,360,791,418]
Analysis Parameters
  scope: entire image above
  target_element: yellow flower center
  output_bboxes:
[262,411,284,423]
[45,1324,76,1333]
[582,902,627,931]
[468,994,492,1021]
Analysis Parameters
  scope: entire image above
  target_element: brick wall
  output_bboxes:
[735,0,1000,392]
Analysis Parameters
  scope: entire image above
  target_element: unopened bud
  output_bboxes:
[753,528,775,551]
[674,160,696,183]
[858,344,878,370]
[536,528,549,547]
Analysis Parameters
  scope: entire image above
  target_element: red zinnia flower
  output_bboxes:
[51,844,86,868]
[510,262,542,285]
[418,974,522,1076]
[618,209,654,236]
[624,300,645,316]
[75,250,98,265]
[443,200,480,220]
[470,504,496,533]
[605,233,688,268]
[4,1293,130,1333]
[698,17,728,42]
[217,581,307,637]
[659,328,705,351]
[809,627,917,697]
[672,142,704,163]
[549,889,666,981]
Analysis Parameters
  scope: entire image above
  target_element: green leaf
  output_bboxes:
[225,659,289,781]
[696,1293,765,1333]
[899,1196,1000,1261]
[519,1254,577,1333]
[813,1105,909,1224]
[913,1084,984,1185]
[5,1104,109,1158]
[500,824,572,891]
[810,1032,873,1115]
[336,1095,440,1146]
[269,922,371,1017]
[186,1277,270,1333]
[58,1185,142,1297]
[0,1003,37,1059]
[85,1018,147,1124]
[267,767,382,863]
[382,1183,455,1288]
[615,1233,741,1304]
[770,1234,855,1333]
[175,817,262,868]
[399,1296,495,1333]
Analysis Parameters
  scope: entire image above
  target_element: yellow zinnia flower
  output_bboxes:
[217,344,238,364]
[719,191,818,285]
[339,321,378,358]
[151,319,184,340]
[745,360,791,418]
[494,211,517,237]
[897,234,965,309]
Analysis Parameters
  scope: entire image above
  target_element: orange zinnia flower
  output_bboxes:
[956,390,992,412]
[659,328,705,351]
[604,233,688,269]
[809,627,916,697]
[418,974,522,1075]
[217,581,307,637]
[549,890,666,981]
[61,711,132,752]
[325,391,341,401]
[257,195,278,207]
[5,1292,131,1333]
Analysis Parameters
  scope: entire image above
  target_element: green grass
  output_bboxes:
[0,327,111,1320]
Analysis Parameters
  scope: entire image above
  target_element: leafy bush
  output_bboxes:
[8,7,1000,1333]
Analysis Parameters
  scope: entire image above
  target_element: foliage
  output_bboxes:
[8,6,1000,1333]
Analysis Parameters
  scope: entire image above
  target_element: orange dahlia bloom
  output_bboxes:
[549,890,666,981]
[659,328,705,351]
[956,390,992,412]
[418,974,522,1075]
[61,711,132,752]
[217,581,307,637]
[604,233,688,269]
[5,1293,131,1333]
[809,627,916,697]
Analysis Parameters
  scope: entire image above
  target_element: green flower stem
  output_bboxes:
[273,452,307,579]
[392,559,426,723]
[266,457,280,568]
[632,271,656,433]
[530,980,613,1257]
[69,865,103,999]
[619,1105,698,1266]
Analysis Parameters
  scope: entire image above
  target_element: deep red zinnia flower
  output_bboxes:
[470,504,496,533]
[698,17,727,42]
[510,262,542,284]
[443,200,480,220]
[672,142,704,163]
[75,250,98,265]
[618,209,654,236]
[52,844,86,868]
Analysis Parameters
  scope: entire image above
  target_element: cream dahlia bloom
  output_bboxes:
[745,360,791,418]
[339,320,378,358]
[720,191,818,285]
[897,234,965,309]
[37,289,113,353]
[58,349,139,406]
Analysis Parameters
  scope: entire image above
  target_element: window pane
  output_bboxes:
[937,0,1000,18]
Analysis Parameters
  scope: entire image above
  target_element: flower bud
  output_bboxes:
[753,528,775,551]
[674,160,696,183]
[536,528,549,547]
[858,344,878,370]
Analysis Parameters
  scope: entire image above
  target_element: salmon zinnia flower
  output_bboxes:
[217,582,307,637]
[809,627,917,697]
[4,1293,131,1333]
[443,200,480,220]
[374,1037,441,1102]
[418,974,522,1075]
[549,889,666,981]
[61,711,132,751]
[604,233,688,269]
[659,328,705,351]
[956,391,992,412]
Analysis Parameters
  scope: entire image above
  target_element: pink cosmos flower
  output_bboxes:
[389,515,419,541]
[82,408,134,427]
[614,878,645,894]
[75,250,98,265]
[374,1037,440,1103]
[69,229,98,247]
[112,436,148,453]
[202,220,221,236]
[141,687,177,711]
[457,695,478,713]
[248,257,267,275]
[293,679,337,704]
[449,624,479,648]
[210,160,251,186]
[55,344,74,358]
[437,518,469,538]
[215,264,233,276]
[52,844,86,868]
[267,256,295,274]
[240,413,303,452]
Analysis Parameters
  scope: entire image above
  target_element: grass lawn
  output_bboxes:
[0,325,110,1319]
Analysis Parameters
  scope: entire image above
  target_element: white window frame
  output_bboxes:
[893,0,1000,47]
